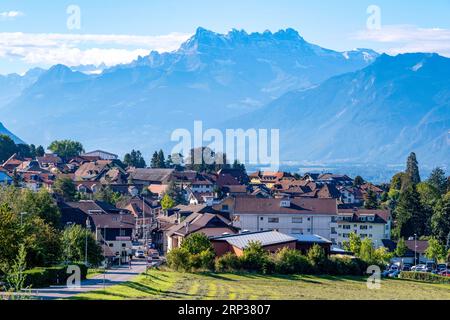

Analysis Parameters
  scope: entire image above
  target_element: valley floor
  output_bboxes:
[72,270,450,300]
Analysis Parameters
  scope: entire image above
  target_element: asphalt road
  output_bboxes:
[23,260,147,300]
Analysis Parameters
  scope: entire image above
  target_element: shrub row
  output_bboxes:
[23,264,88,288]
[400,272,450,284]
[168,244,369,276]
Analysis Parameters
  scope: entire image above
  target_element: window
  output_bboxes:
[122,243,126,247]
[343,225,351,230]
[268,218,279,223]
[222,205,229,211]
[331,216,337,222]
[331,227,337,235]
[291,228,303,235]
[120,230,126,236]
[260,217,264,221]
[292,217,303,224]
[361,234,368,238]
[360,225,368,230]
[108,243,113,247]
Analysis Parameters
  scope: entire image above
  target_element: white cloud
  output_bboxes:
[353,25,450,57]
[0,32,192,68]
[0,11,24,20]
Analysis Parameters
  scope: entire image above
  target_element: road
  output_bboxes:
[23,260,147,300]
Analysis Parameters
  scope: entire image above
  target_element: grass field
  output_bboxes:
[72,270,450,300]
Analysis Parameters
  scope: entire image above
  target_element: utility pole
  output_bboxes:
[85,218,91,266]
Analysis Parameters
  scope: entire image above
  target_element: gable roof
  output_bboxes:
[169,212,236,237]
[128,168,174,183]
[233,197,337,215]
[211,230,297,249]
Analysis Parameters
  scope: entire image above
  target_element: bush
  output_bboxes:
[307,245,328,274]
[274,248,312,275]
[215,253,242,272]
[240,241,271,273]
[327,256,368,276]
[400,272,450,284]
[23,264,88,288]
[181,233,213,255]
[189,249,215,271]
[166,248,190,272]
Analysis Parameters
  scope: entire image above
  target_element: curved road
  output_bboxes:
[25,260,147,300]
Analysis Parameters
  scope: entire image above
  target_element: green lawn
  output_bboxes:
[73,270,450,300]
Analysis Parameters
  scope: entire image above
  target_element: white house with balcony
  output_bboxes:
[336,208,391,248]
[230,197,339,245]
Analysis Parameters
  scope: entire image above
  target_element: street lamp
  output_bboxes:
[85,218,91,266]
[414,233,418,265]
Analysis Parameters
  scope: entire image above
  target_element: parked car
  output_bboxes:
[135,250,145,259]
[388,270,401,278]
[437,264,448,272]
[439,270,450,277]
[402,264,412,271]
[426,261,436,272]
[412,264,427,272]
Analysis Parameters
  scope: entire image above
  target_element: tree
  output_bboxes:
[166,181,185,205]
[161,194,175,210]
[431,193,450,244]
[353,176,364,187]
[181,233,213,255]
[0,134,17,163]
[185,147,229,173]
[16,144,32,158]
[150,151,159,168]
[5,244,27,292]
[359,238,375,263]
[61,224,103,265]
[123,150,146,168]
[364,190,378,209]
[94,185,123,205]
[394,185,427,238]
[241,241,270,272]
[406,152,421,185]
[390,172,411,192]
[35,145,45,157]
[48,140,84,158]
[306,244,328,273]
[425,238,447,263]
[395,238,408,257]
[343,233,362,256]
[427,167,447,195]
[53,176,77,201]
[157,150,166,168]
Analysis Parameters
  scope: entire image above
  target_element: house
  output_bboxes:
[116,196,161,239]
[127,168,174,185]
[382,239,430,264]
[59,200,135,264]
[81,150,118,160]
[293,234,332,255]
[249,171,293,188]
[185,187,215,205]
[217,168,249,185]
[339,186,364,205]
[36,153,63,169]
[211,230,298,257]
[336,208,391,248]
[302,173,321,183]
[317,174,353,186]
[74,160,127,184]
[148,184,169,198]
[190,178,214,193]
[20,171,56,191]
[0,169,13,185]
[229,197,339,245]
[166,211,239,252]
[1,153,24,173]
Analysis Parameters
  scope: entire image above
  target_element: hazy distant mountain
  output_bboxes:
[228,53,450,167]
[1,28,378,154]
[0,122,25,144]
[0,68,45,107]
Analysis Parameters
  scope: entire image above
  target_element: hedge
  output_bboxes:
[400,272,450,284]
[23,264,88,288]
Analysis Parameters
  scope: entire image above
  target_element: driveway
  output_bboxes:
[24,260,147,300]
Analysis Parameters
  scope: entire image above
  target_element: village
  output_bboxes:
[1,144,448,280]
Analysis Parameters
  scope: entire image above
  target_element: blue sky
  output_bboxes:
[1,0,450,74]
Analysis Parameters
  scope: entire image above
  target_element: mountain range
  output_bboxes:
[0,27,448,169]
[0,122,25,144]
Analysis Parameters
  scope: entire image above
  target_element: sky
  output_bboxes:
[1,0,450,74]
